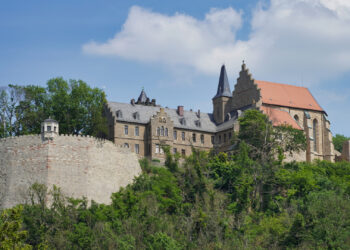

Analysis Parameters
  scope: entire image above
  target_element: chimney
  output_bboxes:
[177,106,184,116]
[151,99,156,106]
[130,99,135,105]
[197,109,200,118]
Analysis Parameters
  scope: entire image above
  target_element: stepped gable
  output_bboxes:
[260,106,302,130]
[255,80,324,112]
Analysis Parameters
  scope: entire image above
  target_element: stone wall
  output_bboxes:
[0,134,141,209]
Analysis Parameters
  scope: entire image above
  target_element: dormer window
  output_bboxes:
[180,118,186,126]
[195,120,201,127]
[225,113,231,122]
[133,112,140,120]
[116,110,123,118]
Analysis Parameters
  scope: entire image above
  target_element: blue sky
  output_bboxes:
[1,0,350,136]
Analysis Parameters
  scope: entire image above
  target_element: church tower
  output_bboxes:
[212,65,232,124]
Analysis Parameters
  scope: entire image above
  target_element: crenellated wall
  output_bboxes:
[0,134,141,209]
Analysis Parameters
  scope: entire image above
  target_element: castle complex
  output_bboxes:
[106,63,335,162]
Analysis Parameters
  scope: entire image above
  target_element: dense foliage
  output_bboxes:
[333,133,350,152]
[0,78,107,138]
[1,109,349,249]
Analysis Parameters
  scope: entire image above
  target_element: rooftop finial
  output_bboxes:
[242,60,246,70]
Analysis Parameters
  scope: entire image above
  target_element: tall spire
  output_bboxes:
[213,64,232,99]
[137,89,148,103]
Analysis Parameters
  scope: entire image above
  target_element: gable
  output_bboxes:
[260,106,302,130]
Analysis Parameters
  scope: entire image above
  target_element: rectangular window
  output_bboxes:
[228,132,232,139]
[224,134,227,143]
[218,135,221,144]
[173,130,177,140]
[47,126,51,132]
[182,132,185,141]
[135,126,139,136]
[192,133,196,142]
[201,134,204,144]
[155,144,160,154]
[173,148,177,154]
[160,146,164,154]
[135,144,139,154]
[211,136,214,144]
[181,149,186,156]
[124,125,128,135]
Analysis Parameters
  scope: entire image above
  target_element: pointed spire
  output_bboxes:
[137,89,148,104]
[213,65,232,99]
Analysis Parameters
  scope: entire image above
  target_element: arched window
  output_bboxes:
[294,114,299,122]
[313,119,318,152]
[124,143,129,148]
[165,128,168,137]
[157,127,160,136]
[161,126,164,136]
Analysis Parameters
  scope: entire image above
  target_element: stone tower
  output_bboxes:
[41,118,59,140]
[212,65,232,124]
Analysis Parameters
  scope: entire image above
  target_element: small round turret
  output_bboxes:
[41,118,59,140]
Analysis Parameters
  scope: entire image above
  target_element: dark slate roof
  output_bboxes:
[137,89,148,103]
[213,65,232,99]
[107,102,219,132]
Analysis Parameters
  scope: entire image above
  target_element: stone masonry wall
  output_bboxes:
[0,135,141,209]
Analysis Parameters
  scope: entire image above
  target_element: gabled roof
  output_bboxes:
[213,65,232,99]
[260,106,302,130]
[108,102,217,132]
[255,80,324,112]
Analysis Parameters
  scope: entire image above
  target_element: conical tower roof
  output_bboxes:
[213,65,232,99]
[137,89,148,103]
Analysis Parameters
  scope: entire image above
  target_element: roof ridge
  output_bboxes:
[256,79,308,89]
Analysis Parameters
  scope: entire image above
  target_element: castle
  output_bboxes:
[106,62,335,162]
[0,119,141,209]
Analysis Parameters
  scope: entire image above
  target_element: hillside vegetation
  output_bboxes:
[1,110,350,249]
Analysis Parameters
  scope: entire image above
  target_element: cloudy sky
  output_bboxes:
[1,0,350,136]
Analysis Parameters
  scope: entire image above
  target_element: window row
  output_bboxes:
[156,126,168,136]
[173,130,206,144]
[124,125,139,136]
[155,145,186,156]
[123,143,140,154]
[216,132,232,144]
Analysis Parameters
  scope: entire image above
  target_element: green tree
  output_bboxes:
[333,133,350,152]
[0,205,32,249]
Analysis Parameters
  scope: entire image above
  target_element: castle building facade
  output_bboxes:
[106,63,335,162]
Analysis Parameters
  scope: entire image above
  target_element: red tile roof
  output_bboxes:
[260,106,303,130]
[255,80,324,112]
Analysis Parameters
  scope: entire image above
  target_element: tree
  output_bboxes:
[333,134,350,152]
[0,205,32,249]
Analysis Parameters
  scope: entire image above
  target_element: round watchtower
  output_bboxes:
[41,118,59,140]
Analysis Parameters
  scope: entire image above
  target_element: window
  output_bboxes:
[160,146,164,154]
[173,130,177,140]
[135,144,139,154]
[124,143,129,148]
[218,135,221,144]
[228,132,232,139]
[124,125,128,135]
[224,134,227,143]
[47,126,51,132]
[313,119,318,152]
[161,126,164,136]
[133,112,140,120]
[135,126,139,136]
[211,136,214,144]
[182,132,185,141]
[116,110,123,118]
[201,134,204,144]
[157,127,160,136]
[173,148,177,154]
[294,115,299,123]
[192,133,196,142]
[155,144,160,154]
[181,149,186,156]
[165,128,168,137]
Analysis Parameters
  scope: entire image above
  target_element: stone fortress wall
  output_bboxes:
[0,134,141,209]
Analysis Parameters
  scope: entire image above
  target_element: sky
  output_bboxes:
[1,0,350,136]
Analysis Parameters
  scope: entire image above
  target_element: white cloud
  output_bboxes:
[83,1,350,85]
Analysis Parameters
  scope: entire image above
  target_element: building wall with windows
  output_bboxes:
[106,63,335,162]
